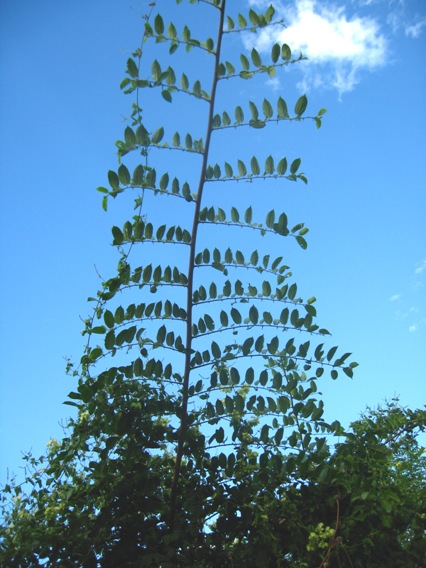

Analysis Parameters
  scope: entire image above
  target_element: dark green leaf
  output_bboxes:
[108,170,119,190]
[154,14,164,34]
[294,94,308,116]
[161,90,172,103]
[281,44,292,61]
[235,106,244,124]
[118,164,130,186]
[277,97,289,118]
[151,127,164,145]
[271,43,280,63]
[265,155,274,174]
[126,58,138,78]
[250,157,260,175]
[238,13,247,28]
[251,48,262,67]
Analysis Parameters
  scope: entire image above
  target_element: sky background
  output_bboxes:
[1,0,425,485]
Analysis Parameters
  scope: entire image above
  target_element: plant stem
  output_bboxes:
[169,0,227,530]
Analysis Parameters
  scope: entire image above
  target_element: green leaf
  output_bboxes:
[263,311,273,324]
[240,70,254,80]
[277,97,289,119]
[114,306,124,324]
[118,164,130,186]
[240,54,250,72]
[244,206,253,223]
[151,59,161,82]
[231,307,241,324]
[159,173,169,191]
[224,162,233,177]
[235,106,244,124]
[131,165,143,186]
[193,80,201,98]
[151,127,164,144]
[250,250,259,265]
[250,156,260,175]
[271,43,280,63]
[237,160,247,177]
[262,98,273,119]
[157,325,166,344]
[249,305,259,324]
[249,9,259,26]
[220,310,229,327]
[104,310,115,328]
[112,226,124,245]
[266,209,275,228]
[161,90,172,103]
[259,370,268,386]
[276,213,288,235]
[249,119,265,129]
[124,126,136,147]
[282,44,292,61]
[172,132,181,148]
[265,155,274,174]
[108,170,119,190]
[242,337,254,355]
[231,207,240,222]
[249,101,259,120]
[167,21,177,39]
[225,61,235,75]
[290,158,301,174]
[294,94,308,116]
[235,250,244,264]
[136,124,149,146]
[205,37,214,52]
[268,336,279,354]
[185,133,192,149]
[288,283,297,301]
[265,4,275,23]
[211,341,221,359]
[126,58,138,78]
[238,13,247,28]
[262,281,271,296]
[154,13,164,35]
[255,334,264,352]
[296,236,308,250]
[277,157,287,175]
[271,256,283,270]
[251,48,262,67]
[181,73,189,90]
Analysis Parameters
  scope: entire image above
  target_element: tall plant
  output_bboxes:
[1,1,358,565]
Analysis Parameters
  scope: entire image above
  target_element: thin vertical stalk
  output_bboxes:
[169,0,227,530]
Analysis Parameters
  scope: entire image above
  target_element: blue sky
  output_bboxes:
[0,0,425,484]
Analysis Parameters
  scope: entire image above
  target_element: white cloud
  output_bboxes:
[244,0,387,95]
[415,260,426,275]
[389,294,401,302]
[408,324,418,333]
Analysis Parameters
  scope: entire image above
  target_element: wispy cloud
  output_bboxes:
[405,20,426,39]
[390,259,426,333]
[414,260,426,275]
